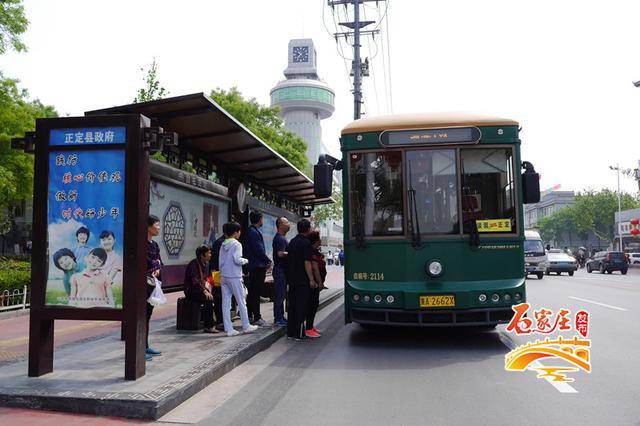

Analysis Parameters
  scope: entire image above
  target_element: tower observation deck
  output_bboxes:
[270,39,335,172]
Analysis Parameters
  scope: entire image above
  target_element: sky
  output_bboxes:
[2,0,640,195]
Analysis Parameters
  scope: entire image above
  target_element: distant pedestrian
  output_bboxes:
[146,215,163,361]
[338,249,345,267]
[244,211,272,327]
[272,217,290,326]
[219,222,257,337]
[184,245,219,334]
[327,251,333,266]
[306,231,326,338]
[286,219,317,340]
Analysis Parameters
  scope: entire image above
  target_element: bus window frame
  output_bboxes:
[346,144,520,241]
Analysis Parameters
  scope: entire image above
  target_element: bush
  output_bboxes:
[0,258,30,293]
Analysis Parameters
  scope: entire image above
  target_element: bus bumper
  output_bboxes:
[349,306,514,327]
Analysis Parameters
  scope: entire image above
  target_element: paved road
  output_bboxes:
[169,267,639,426]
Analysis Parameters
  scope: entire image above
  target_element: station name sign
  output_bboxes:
[380,127,481,147]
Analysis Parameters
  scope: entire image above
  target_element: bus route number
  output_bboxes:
[353,272,385,281]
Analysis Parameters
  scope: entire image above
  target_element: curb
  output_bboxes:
[0,288,344,420]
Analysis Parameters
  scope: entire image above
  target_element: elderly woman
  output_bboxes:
[184,245,219,333]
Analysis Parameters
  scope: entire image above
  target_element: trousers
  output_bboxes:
[287,285,310,339]
[306,288,320,330]
[186,291,215,329]
[272,265,287,322]
[247,267,266,321]
[221,277,251,333]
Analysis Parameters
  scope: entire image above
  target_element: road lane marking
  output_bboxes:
[499,331,578,394]
[569,296,628,311]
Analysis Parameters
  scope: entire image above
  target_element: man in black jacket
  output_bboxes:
[244,211,272,327]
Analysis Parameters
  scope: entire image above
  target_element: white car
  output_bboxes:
[630,253,640,266]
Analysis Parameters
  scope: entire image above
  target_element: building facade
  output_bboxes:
[614,207,640,252]
[270,38,335,172]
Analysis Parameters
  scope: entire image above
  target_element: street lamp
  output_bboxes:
[609,164,622,251]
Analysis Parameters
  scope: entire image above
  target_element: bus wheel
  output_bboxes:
[537,272,544,279]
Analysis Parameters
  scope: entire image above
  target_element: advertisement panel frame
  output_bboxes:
[29,114,150,380]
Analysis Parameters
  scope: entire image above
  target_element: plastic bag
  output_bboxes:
[147,277,167,306]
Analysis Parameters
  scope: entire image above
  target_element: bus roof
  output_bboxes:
[341,113,519,135]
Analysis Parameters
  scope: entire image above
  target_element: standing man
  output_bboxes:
[244,211,272,327]
[272,217,290,326]
[286,219,317,340]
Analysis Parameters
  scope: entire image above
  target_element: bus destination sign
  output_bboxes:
[380,127,481,146]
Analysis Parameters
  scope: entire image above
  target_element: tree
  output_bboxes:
[133,59,168,103]
[209,87,308,172]
[0,0,28,54]
[311,182,343,227]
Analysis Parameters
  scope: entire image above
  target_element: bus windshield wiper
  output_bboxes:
[461,159,480,248]
[407,161,422,249]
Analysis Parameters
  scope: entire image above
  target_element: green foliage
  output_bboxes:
[209,87,308,172]
[536,189,640,245]
[0,257,30,293]
[0,0,28,54]
[134,59,168,103]
[0,73,57,216]
[311,183,343,226]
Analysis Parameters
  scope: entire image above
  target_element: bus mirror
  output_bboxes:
[314,162,333,198]
[521,161,540,204]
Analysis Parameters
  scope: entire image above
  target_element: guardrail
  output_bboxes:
[0,286,30,311]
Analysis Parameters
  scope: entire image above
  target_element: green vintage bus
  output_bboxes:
[315,113,540,327]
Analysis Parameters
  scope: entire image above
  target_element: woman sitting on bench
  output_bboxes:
[184,245,219,333]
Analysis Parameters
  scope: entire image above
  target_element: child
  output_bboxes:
[73,227,91,271]
[219,222,257,336]
[52,248,78,297]
[69,248,117,308]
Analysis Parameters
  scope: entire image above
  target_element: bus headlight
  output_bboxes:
[373,295,382,303]
[478,293,487,302]
[514,293,522,301]
[504,293,512,302]
[363,295,371,303]
[426,260,444,277]
[353,294,360,302]
[491,293,500,303]
[386,295,395,303]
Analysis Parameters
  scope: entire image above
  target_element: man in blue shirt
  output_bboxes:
[272,217,290,326]
[244,211,272,326]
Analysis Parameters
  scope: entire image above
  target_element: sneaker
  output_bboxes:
[243,324,258,334]
[145,354,153,361]
[311,327,322,335]
[254,319,268,327]
[274,320,287,327]
[305,329,321,339]
[203,327,220,334]
[227,330,240,337]
[260,296,270,303]
[286,336,304,341]
[146,347,161,356]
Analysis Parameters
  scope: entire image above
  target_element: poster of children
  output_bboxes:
[46,148,125,308]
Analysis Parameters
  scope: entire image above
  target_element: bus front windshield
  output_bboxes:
[349,147,516,238]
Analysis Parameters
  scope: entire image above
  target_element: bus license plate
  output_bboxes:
[420,295,455,308]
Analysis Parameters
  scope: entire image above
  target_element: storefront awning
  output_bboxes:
[86,93,332,205]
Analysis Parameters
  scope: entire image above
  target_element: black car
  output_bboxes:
[586,251,628,275]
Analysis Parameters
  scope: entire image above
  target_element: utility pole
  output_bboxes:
[328,0,383,120]
[610,163,623,250]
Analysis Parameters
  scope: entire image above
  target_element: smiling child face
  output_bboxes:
[100,235,115,251]
[77,233,88,245]
[85,253,105,270]
[58,255,76,271]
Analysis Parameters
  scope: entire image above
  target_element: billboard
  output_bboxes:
[46,128,126,308]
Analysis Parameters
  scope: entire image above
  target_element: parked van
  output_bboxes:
[524,230,547,279]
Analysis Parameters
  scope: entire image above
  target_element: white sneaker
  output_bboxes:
[226,330,240,337]
[242,325,258,334]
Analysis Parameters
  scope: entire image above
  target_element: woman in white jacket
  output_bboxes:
[219,222,258,336]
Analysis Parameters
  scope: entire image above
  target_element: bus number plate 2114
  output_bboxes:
[420,295,455,308]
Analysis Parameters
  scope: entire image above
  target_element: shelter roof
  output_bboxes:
[342,112,519,135]
[86,93,331,205]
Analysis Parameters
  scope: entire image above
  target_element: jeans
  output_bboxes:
[247,267,266,321]
[221,277,251,333]
[272,265,287,322]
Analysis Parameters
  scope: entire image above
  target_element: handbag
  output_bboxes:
[211,270,221,288]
